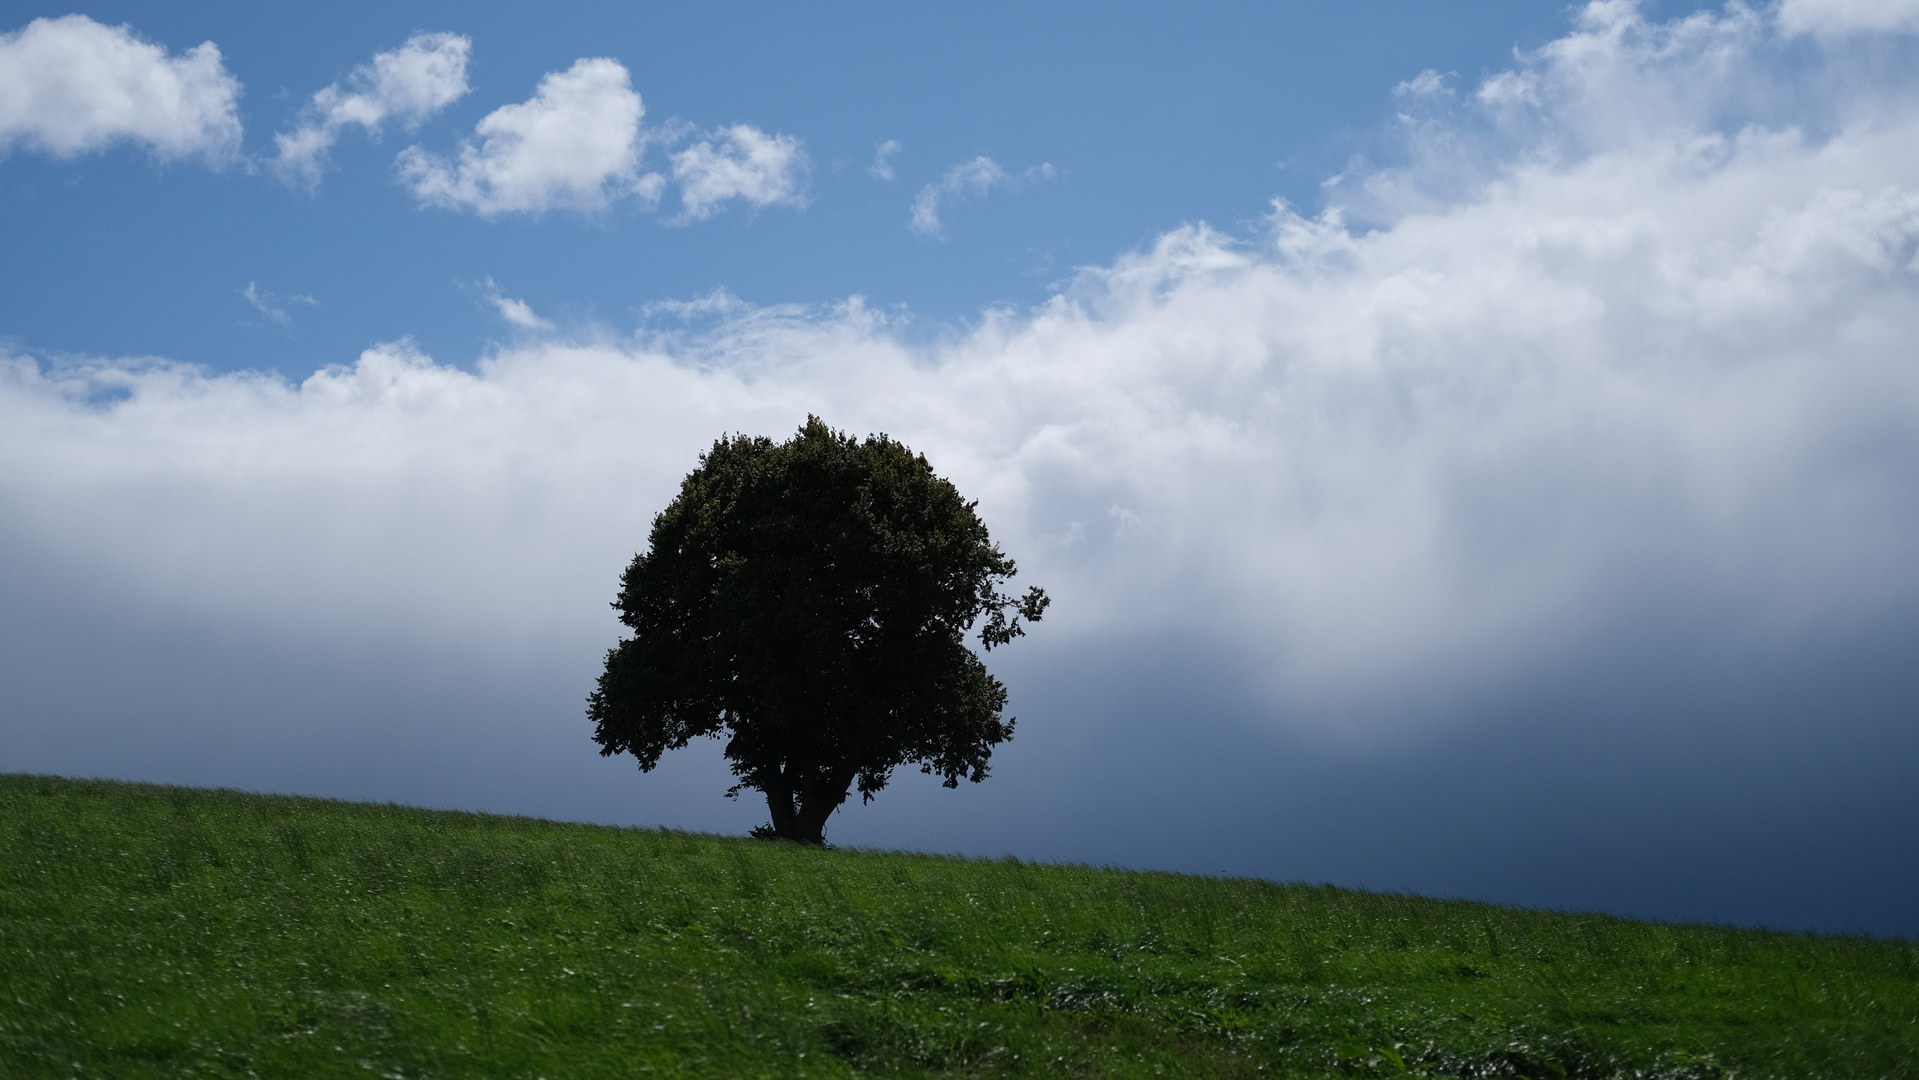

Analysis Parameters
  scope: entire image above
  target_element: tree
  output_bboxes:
[589,417,1049,844]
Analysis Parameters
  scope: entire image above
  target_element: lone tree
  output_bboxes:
[589,417,1048,844]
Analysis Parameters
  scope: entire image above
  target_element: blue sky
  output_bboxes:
[0,0,1576,373]
[5,0,1919,936]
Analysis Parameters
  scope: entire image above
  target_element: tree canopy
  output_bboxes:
[589,417,1048,844]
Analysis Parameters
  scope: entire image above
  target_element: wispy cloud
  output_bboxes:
[1394,69,1452,99]
[0,15,241,164]
[869,139,900,180]
[910,156,1054,238]
[638,286,753,322]
[1777,0,1919,35]
[480,278,554,331]
[240,282,316,328]
[272,32,470,190]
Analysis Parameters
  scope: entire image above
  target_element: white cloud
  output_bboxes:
[910,156,1055,238]
[669,124,808,221]
[383,53,800,222]
[639,286,752,322]
[272,32,470,190]
[633,170,667,209]
[481,278,554,331]
[0,15,241,163]
[1395,69,1452,98]
[870,138,900,180]
[398,57,643,217]
[1347,0,1886,222]
[1778,0,1919,35]
[5,2,1919,748]
[494,297,550,330]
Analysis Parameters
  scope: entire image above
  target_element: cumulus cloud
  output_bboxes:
[910,156,1055,238]
[398,57,643,217]
[272,32,469,190]
[5,2,1919,750]
[669,124,808,221]
[0,15,241,163]
[384,53,801,222]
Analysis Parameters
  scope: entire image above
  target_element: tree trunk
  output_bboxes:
[761,765,853,845]
[791,767,855,845]
[763,776,799,841]
[790,795,836,845]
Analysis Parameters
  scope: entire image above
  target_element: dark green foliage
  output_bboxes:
[590,418,1048,843]
[4,776,1916,1078]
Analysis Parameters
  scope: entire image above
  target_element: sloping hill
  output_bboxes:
[2,774,1912,1078]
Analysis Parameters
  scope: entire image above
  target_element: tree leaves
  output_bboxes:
[589,417,1046,843]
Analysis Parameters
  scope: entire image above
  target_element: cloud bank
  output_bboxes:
[273,32,470,190]
[11,0,1919,733]
[0,15,241,164]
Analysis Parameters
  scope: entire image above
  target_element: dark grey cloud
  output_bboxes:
[8,537,1915,935]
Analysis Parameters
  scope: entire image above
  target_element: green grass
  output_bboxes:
[1,775,1913,1079]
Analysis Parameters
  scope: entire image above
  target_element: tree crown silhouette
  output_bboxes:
[589,417,1048,843]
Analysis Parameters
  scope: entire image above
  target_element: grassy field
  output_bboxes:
[2,775,1913,1078]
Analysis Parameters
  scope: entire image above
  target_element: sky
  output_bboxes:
[3,0,1918,937]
